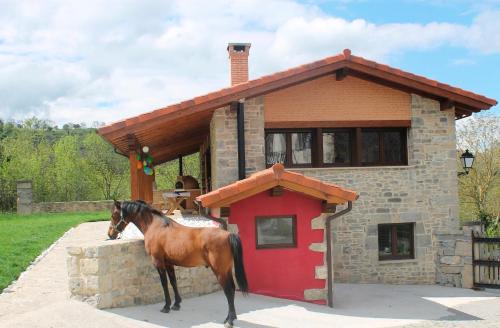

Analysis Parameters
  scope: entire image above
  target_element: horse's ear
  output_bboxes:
[113,200,121,208]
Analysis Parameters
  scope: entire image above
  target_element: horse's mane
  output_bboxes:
[121,200,172,226]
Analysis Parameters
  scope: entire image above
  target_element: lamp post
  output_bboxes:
[458,149,475,176]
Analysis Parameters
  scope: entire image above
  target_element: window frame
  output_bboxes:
[378,223,415,261]
[360,128,408,166]
[265,127,408,168]
[265,129,315,168]
[255,215,297,249]
[319,128,354,167]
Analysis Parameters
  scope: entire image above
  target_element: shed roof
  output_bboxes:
[98,49,497,165]
[196,163,358,208]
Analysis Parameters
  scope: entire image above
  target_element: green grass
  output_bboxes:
[0,211,109,292]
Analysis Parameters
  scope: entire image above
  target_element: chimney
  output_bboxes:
[227,43,251,86]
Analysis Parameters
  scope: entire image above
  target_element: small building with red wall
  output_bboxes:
[197,163,357,305]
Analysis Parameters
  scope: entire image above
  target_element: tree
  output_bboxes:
[83,133,129,199]
[457,114,500,235]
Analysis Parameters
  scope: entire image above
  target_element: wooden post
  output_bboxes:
[143,171,154,204]
[129,150,139,200]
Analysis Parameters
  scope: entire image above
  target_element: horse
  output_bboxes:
[107,200,248,327]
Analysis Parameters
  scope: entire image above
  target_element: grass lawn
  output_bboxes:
[0,211,109,292]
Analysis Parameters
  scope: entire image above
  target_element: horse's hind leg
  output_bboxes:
[156,268,172,313]
[218,271,237,327]
[166,265,182,310]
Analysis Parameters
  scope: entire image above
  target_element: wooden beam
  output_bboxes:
[440,99,454,111]
[265,120,411,129]
[336,67,349,81]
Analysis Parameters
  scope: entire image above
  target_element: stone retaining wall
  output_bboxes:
[32,200,113,213]
[17,180,113,214]
[67,239,220,309]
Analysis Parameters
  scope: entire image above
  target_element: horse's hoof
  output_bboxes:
[160,306,170,313]
[224,322,233,328]
[171,304,181,311]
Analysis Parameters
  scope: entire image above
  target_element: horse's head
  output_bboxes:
[108,200,130,239]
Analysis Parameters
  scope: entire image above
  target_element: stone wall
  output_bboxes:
[210,105,238,189]
[67,239,220,309]
[209,96,265,189]
[435,224,481,288]
[32,200,113,213]
[16,180,113,214]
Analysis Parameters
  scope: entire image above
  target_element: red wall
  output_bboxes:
[229,190,326,304]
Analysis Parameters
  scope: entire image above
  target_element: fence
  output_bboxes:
[472,232,500,289]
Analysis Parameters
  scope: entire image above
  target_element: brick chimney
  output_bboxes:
[227,43,251,86]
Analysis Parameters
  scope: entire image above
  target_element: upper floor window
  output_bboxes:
[265,127,407,168]
[362,129,406,165]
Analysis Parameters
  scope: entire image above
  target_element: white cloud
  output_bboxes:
[0,0,498,125]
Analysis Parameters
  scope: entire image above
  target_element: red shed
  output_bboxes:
[197,163,357,305]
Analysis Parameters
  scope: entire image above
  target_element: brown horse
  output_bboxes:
[107,200,248,327]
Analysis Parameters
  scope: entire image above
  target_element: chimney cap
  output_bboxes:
[227,43,251,52]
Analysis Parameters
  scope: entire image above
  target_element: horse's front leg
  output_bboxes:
[166,265,182,311]
[156,268,172,313]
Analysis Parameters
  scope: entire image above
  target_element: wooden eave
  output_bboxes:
[196,163,358,208]
[98,49,497,164]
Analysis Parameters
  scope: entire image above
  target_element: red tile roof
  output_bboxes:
[98,49,497,165]
[196,163,358,208]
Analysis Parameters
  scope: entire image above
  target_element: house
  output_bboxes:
[98,44,497,305]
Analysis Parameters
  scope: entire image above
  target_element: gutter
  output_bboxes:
[325,201,353,307]
[236,100,246,180]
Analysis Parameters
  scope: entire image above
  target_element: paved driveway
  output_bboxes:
[0,221,499,328]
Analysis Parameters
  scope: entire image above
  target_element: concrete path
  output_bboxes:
[1,221,499,328]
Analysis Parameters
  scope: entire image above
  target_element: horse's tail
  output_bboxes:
[228,233,248,295]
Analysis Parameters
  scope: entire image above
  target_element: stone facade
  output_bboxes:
[209,92,461,285]
[304,213,329,302]
[210,97,265,189]
[435,224,480,288]
[210,105,238,189]
[67,239,220,309]
[290,95,460,284]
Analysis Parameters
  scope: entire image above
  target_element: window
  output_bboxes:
[291,132,312,165]
[265,127,407,168]
[266,133,287,165]
[265,130,313,167]
[255,216,297,249]
[378,223,414,260]
[361,129,406,165]
[322,130,351,165]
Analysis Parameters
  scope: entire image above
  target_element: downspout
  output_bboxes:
[178,154,183,176]
[236,100,246,180]
[326,201,353,307]
[193,200,228,230]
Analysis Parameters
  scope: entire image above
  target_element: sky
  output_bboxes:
[0,0,499,126]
